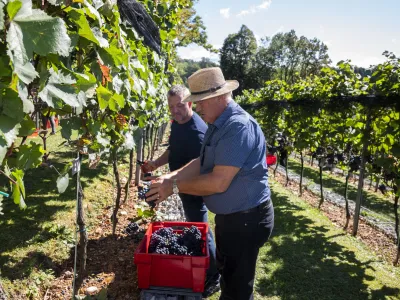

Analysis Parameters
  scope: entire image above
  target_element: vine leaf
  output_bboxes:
[13,61,38,85]
[0,116,21,162]
[38,68,79,107]
[6,0,22,20]
[17,142,45,170]
[109,93,124,111]
[17,81,34,113]
[60,116,81,140]
[83,0,102,27]
[18,115,36,137]
[11,169,26,209]
[96,86,112,110]
[7,7,71,66]
[57,173,69,194]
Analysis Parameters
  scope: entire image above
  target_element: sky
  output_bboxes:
[177,0,400,68]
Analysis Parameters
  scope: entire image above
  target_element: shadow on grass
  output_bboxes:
[255,188,400,299]
[287,160,394,220]
[0,251,62,281]
[0,149,111,278]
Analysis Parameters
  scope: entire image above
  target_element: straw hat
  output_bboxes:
[183,67,239,103]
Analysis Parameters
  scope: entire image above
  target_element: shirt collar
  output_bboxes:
[211,100,237,129]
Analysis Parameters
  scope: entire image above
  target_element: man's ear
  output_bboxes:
[187,102,193,109]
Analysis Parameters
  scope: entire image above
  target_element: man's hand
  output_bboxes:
[141,160,158,173]
[145,175,174,205]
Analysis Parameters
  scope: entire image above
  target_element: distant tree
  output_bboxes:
[175,0,217,53]
[354,66,373,78]
[220,25,258,94]
[264,30,331,83]
[177,57,219,83]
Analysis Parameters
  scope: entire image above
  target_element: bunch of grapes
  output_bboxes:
[138,186,156,208]
[125,222,140,235]
[125,222,145,243]
[349,155,361,172]
[148,226,204,256]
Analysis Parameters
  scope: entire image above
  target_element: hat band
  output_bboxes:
[191,82,226,95]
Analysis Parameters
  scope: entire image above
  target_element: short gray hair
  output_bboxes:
[167,85,190,99]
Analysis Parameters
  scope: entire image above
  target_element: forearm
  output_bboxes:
[170,158,201,181]
[177,172,222,196]
[154,150,169,168]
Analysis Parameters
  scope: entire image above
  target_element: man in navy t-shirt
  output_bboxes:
[141,85,220,297]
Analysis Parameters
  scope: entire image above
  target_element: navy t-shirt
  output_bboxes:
[168,112,208,171]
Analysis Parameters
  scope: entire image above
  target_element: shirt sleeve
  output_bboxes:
[214,122,255,168]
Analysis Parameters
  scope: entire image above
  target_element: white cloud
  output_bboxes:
[220,8,230,19]
[319,25,325,34]
[258,0,272,9]
[236,0,272,17]
[324,40,332,47]
[177,45,220,62]
[392,38,398,45]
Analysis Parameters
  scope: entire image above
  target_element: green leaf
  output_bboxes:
[60,116,81,140]
[11,169,26,209]
[6,0,22,20]
[103,38,128,67]
[13,61,38,84]
[7,9,71,65]
[0,55,11,77]
[38,68,79,107]
[57,173,69,193]
[18,115,36,136]
[159,30,167,41]
[0,115,21,163]
[17,81,34,113]
[17,142,44,170]
[96,86,112,110]
[66,8,99,46]
[0,87,24,121]
[109,93,124,111]
[92,27,109,48]
[83,0,102,27]
[75,71,97,97]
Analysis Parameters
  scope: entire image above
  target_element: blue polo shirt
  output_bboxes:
[168,112,208,171]
[200,100,271,215]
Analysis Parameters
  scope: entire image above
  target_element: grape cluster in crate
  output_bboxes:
[149,226,204,256]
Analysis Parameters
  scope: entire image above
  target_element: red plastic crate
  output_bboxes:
[134,221,210,293]
[266,154,277,166]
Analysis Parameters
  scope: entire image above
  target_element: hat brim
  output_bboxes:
[183,80,239,103]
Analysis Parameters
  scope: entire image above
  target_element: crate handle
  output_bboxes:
[160,256,184,261]
[170,226,186,230]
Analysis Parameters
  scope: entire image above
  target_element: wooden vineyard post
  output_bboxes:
[352,110,372,236]
[135,128,144,186]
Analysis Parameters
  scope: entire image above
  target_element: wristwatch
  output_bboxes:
[172,179,179,194]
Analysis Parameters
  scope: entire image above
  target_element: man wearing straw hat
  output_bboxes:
[141,85,221,297]
[147,67,274,299]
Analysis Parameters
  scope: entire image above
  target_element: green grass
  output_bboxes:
[207,179,400,300]
[287,158,396,223]
[0,131,115,299]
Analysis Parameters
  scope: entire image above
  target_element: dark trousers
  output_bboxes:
[215,201,274,300]
[179,193,219,281]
